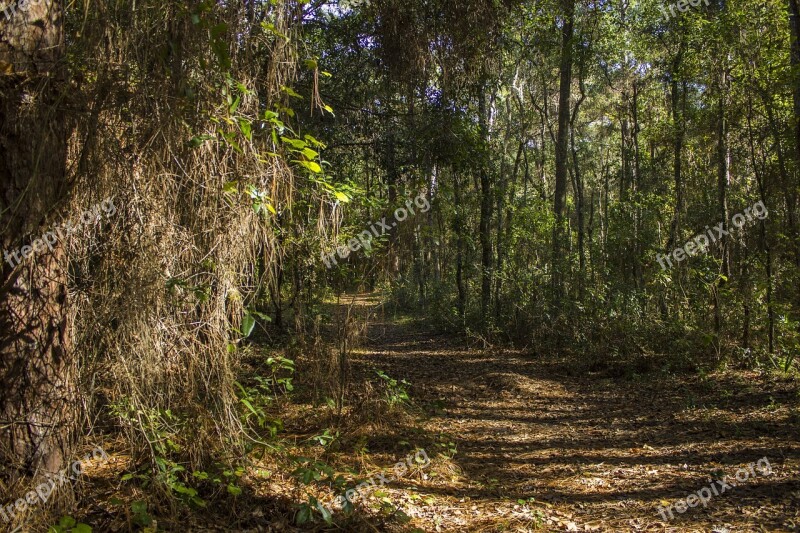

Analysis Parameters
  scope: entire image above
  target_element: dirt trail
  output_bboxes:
[353,313,800,532]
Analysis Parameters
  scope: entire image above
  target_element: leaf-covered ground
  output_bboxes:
[68,299,800,532]
[336,308,800,532]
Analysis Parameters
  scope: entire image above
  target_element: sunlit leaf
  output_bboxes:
[299,160,322,173]
[301,147,319,159]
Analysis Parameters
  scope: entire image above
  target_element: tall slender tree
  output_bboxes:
[552,0,575,309]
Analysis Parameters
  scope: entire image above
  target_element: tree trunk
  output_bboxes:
[454,173,466,322]
[788,0,800,167]
[760,89,800,268]
[717,69,731,278]
[478,81,493,323]
[667,68,685,252]
[0,0,76,483]
[632,80,644,290]
[747,89,775,354]
[570,126,585,294]
[552,0,574,310]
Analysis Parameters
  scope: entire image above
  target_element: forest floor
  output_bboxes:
[68,296,800,532]
[319,297,800,532]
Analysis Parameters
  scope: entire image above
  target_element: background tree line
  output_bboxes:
[301,0,799,368]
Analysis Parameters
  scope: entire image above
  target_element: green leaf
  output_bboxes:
[296,504,311,525]
[260,21,289,40]
[188,135,215,148]
[227,483,242,496]
[240,398,259,418]
[222,181,238,194]
[74,524,93,533]
[304,59,318,70]
[238,119,252,141]
[299,160,322,173]
[221,132,242,153]
[301,147,319,159]
[242,313,256,337]
[210,22,228,39]
[334,191,350,202]
[304,134,326,148]
[281,136,307,149]
[191,496,207,508]
[315,499,333,524]
[281,85,303,99]
[229,95,241,114]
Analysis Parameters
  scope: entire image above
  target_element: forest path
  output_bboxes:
[353,308,800,532]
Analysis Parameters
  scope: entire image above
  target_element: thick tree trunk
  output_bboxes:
[0,0,76,483]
